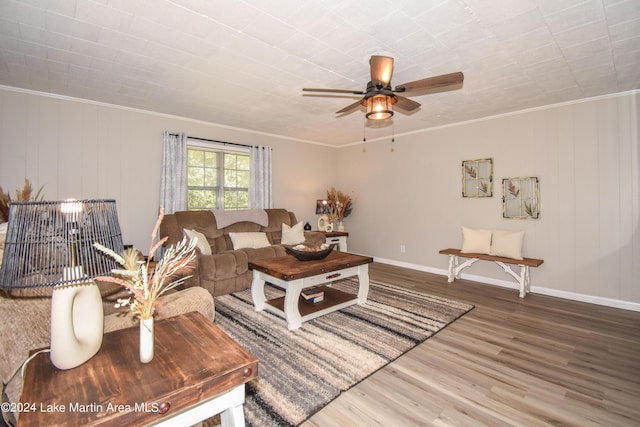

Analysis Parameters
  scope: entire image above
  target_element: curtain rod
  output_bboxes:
[170,133,252,149]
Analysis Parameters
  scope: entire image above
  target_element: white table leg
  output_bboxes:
[356,264,369,304]
[154,384,246,427]
[219,402,246,427]
[284,279,303,330]
[251,270,266,311]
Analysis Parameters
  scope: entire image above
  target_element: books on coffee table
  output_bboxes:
[301,287,324,303]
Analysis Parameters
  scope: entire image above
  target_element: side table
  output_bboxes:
[321,231,348,252]
[19,312,258,427]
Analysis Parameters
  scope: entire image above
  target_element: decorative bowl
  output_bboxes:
[285,244,336,261]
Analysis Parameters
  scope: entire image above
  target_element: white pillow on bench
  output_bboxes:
[490,230,525,260]
[461,227,492,254]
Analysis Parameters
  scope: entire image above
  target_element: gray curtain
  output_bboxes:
[249,145,272,209]
[160,131,188,214]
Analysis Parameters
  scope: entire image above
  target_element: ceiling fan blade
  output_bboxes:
[395,72,464,93]
[303,88,364,95]
[394,96,421,112]
[370,55,394,85]
[336,99,364,114]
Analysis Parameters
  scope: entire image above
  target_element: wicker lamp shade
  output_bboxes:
[0,199,123,289]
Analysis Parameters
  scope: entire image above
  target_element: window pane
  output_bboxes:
[224,169,237,187]
[224,153,236,169]
[223,190,236,209]
[237,190,249,208]
[204,168,217,187]
[237,170,249,187]
[237,155,250,170]
[223,191,248,210]
[188,189,217,210]
[187,147,250,211]
[188,168,204,186]
[187,149,204,166]
[204,151,217,167]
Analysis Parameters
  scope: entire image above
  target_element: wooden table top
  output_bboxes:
[19,312,258,427]
[249,251,373,281]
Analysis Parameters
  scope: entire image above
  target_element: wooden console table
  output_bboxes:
[321,231,348,252]
[19,312,258,427]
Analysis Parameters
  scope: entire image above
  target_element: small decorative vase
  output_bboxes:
[337,221,345,232]
[139,317,154,363]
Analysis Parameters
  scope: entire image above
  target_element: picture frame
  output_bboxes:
[502,177,540,219]
[462,158,493,197]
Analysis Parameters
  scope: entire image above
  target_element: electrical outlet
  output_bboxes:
[400,245,406,253]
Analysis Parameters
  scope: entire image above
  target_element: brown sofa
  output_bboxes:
[160,209,325,296]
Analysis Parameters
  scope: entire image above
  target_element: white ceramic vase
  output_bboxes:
[337,221,345,232]
[139,317,154,363]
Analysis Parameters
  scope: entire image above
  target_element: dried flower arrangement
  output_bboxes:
[94,207,197,320]
[0,179,45,223]
[326,186,353,222]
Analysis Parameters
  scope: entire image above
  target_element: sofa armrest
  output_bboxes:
[103,287,215,333]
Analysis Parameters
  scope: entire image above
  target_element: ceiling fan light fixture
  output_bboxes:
[366,95,393,120]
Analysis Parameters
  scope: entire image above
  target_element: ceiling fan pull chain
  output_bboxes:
[390,123,395,152]
[362,119,367,152]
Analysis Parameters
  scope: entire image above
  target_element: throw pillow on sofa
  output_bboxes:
[281,221,305,245]
[229,232,271,250]
[460,226,492,254]
[183,229,212,255]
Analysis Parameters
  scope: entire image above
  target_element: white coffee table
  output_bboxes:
[249,251,373,330]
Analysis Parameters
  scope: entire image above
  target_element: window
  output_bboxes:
[187,147,250,210]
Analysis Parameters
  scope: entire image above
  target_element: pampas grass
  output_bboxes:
[94,207,197,320]
[0,179,45,223]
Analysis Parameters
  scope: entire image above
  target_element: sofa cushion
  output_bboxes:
[199,251,249,281]
[183,229,212,255]
[281,221,305,245]
[461,226,492,254]
[229,232,271,249]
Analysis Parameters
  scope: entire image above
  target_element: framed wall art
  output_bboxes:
[502,177,540,219]
[462,158,493,197]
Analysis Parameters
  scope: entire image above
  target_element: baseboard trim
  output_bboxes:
[374,257,640,313]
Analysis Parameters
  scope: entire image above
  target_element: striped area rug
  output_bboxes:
[208,278,474,427]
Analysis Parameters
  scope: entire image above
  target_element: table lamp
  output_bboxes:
[0,199,124,369]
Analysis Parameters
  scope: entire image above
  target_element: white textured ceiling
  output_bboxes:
[0,0,638,146]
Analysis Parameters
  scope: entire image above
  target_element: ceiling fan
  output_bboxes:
[303,55,464,120]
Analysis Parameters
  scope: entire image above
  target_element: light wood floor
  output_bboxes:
[301,263,640,427]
